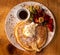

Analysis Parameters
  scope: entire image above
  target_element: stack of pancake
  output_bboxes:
[14,21,48,52]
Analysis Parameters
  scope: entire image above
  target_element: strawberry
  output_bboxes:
[49,19,53,24]
[44,14,50,22]
[33,13,38,18]
[37,9,43,17]
[47,24,53,32]
[37,9,41,14]
[34,18,39,23]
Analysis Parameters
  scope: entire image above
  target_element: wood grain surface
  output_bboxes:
[0,0,60,55]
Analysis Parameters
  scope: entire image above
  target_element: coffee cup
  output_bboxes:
[17,8,30,21]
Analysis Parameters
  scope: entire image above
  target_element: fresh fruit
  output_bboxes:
[39,17,44,23]
[33,13,38,18]
[27,5,54,32]
[37,9,44,17]
[34,4,40,10]
[49,19,53,24]
[47,24,53,32]
[29,18,33,21]
[34,18,39,23]
[44,14,50,23]
[37,9,41,14]
[29,6,33,12]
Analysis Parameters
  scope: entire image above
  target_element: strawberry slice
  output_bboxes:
[34,18,39,23]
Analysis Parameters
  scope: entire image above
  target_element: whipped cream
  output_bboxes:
[23,22,38,37]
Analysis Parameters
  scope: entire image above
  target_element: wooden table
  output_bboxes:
[0,0,60,55]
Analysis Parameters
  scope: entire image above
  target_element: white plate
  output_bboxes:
[5,1,56,51]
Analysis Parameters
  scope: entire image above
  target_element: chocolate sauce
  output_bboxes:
[19,10,28,20]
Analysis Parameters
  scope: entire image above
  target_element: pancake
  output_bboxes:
[14,21,48,51]
[35,26,48,49]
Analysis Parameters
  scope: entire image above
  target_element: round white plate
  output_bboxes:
[5,1,56,51]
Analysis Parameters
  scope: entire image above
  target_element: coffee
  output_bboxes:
[19,10,28,20]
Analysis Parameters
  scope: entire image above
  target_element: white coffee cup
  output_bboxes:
[17,8,30,21]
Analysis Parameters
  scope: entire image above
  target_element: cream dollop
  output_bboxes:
[23,22,38,37]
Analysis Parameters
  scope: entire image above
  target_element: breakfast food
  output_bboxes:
[24,4,54,32]
[14,21,47,51]
[36,26,47,48]
[14,4,54,52]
